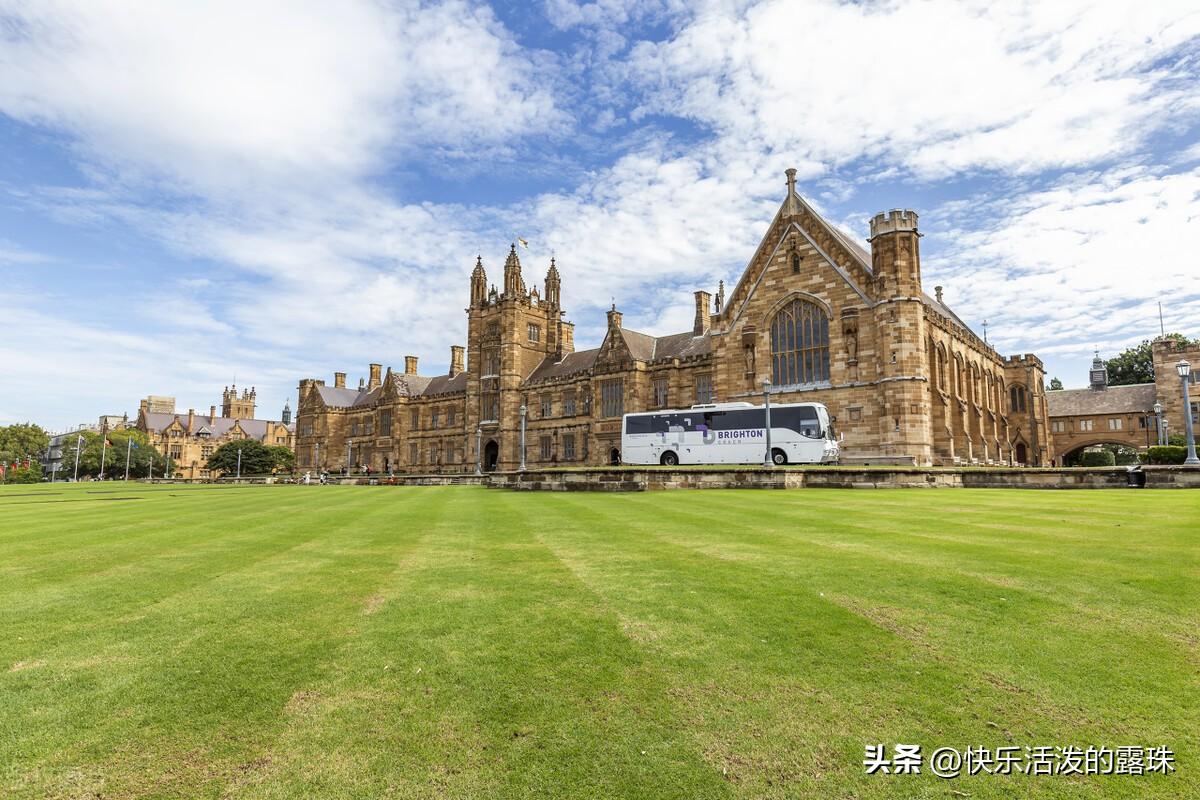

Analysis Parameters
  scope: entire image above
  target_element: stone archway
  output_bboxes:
[484,440,499,472]
[609,447,621,465]
[1015,442,1027,465]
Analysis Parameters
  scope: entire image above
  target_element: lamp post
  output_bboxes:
[518,403,527,472]
[1177,360,1199,466]
[315,442,321,472]
[1153,401,1164,446]
[762,379,774,468]
[474,426,482,475]
[125,437,132,481]
[236,448,242,479]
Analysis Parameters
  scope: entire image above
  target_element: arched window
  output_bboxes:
[1010,385,1027,413]
[791,253,801,274]
[770,298,830,385]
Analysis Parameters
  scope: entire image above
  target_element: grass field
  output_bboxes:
[1,483,1196,799]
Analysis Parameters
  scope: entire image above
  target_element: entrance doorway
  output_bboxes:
[484,440,499,472]
[609,448,621,465]
[1015,442,1027,465]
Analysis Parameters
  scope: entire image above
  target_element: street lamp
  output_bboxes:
[474,426,482,475]
[236,447,242,479]
[518,403,527,472]
[1176,360,1199,466]
[762,379,774,468]
[1153,401,1164,447]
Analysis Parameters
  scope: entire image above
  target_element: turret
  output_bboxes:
[868,209,921,298]
[281,401,292,425]
[470,256,487,307]
[449,345,465,377]
[544,257,561,308]
[503,244,525,297]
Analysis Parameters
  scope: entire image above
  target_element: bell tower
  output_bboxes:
[868,209,932,464]
[465,247,573,469]
[221,384,257,419]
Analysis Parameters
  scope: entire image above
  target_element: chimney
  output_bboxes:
[334,371,346,389]
[187,408,194,431]
[607,304,622,331]
[449,346,464,377]
[405,355,418,375]
[358,377,365,390]
[210,405,216,423]
[694,291,712,336]
[368,363,382,390]
[934,285,944,304]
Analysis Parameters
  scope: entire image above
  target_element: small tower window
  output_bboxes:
[791,253,801,274]
[528,324,541,342]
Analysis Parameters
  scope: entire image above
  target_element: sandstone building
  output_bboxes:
[137,386,294,479]
[297,171,1056,472]
[1046,339,1200,463]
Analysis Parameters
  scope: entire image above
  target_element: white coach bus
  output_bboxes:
[620,401,840,466]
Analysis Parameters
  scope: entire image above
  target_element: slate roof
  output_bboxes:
[142,412,290,440]
[527,348,601,383]
[422,372,468,396]
[1046,384,1157,417]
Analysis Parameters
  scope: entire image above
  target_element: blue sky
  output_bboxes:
[2,0,1199,431]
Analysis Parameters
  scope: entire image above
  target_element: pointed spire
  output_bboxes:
[470,254,487,307]
[503,243,524,296]
[544,256,561,308]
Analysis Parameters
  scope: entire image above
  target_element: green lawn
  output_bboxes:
[1,483,1196,799]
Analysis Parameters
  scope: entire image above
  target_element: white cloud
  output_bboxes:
[923,165,1200,371]
[0,0,563,197]
[626,0,1200,178]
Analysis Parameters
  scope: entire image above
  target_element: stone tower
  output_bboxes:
[281,400,292,425]
[465,247,572,469]
[868,209,933,464]
[222,384,256,420]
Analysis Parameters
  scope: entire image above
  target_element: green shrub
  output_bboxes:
[1079,449,1116,467]
[1144,445,1187,465]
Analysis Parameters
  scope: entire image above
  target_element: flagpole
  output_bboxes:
[73,435,82,482]
[125,438,132,481]
[99,437,108,481]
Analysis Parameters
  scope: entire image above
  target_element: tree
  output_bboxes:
[0,422,50,464]
[266,445,295,474]
[206,440,275,475]
[1105,334,1196,386]
[2,462,42,484]
[1048,377,1063,390]
[64,429,165,479]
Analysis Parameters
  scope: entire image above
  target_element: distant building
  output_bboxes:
[136,385,294,478]
[41,413,129,477]
[1046,338,1199,463]
[139,395,176,414]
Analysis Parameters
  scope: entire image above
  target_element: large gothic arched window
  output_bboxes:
[770,298,830,385]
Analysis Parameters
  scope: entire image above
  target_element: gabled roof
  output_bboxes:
[525,326,713,385]
[141,412,288,441]
[1046,384,1156,417]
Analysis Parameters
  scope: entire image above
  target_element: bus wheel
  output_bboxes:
[771,448,788,465]
[660,451,679,466]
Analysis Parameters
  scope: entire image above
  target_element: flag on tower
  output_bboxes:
[517,237,528,249]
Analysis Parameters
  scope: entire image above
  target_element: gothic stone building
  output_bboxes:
[1046,338,1200,463]
[137,386,294,479]
[296,170,1050,472]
